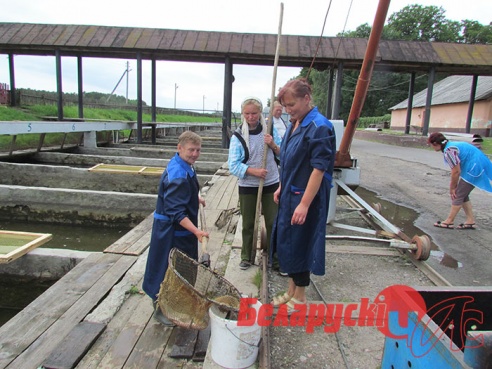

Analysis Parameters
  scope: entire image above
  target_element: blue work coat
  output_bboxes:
[444,141,492,193]
[142,153,199,300]
[271,107,336,276]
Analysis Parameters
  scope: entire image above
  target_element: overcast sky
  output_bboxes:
[0,0,490,113]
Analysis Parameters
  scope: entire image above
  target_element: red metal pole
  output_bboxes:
[335,0,391,168]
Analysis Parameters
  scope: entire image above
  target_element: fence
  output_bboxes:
[0,83,10,105]
[14,91,222,118]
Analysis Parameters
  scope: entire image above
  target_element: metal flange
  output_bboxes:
[411,235,431,261]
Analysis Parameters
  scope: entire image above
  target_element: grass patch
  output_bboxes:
[0,105,219,152]
[481,137,492,156]
[252,269,262,290]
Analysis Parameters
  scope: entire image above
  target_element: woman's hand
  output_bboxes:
[450,188,457,200]
[247,167,268,179]
[273,186,281,204]
[291,203,308,225]
[196,230,209,243]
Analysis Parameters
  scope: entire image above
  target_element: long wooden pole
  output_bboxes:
[250,3,284,265]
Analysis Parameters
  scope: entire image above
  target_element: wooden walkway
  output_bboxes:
[0,169,240,369]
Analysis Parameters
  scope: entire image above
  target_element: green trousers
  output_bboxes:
[239,191,278,263]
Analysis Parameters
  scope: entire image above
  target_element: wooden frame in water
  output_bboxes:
[0,230,52,264]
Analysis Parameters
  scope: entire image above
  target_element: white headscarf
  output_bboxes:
[240,96,267,150]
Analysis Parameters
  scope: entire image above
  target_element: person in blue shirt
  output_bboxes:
[142,131,209,326]
[429,132,492,230]
[228,97,282,270]
[270,78,336,310]
[271,100,287,139]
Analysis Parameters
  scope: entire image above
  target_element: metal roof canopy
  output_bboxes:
[1,23,492,74]
[1,22,492,144]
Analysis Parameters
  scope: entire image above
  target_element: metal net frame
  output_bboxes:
[157,248,242,330]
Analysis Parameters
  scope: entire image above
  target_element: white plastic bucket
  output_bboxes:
[209,300,262,369]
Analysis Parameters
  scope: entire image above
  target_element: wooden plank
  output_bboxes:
[156,328,187,368]
[217,32,232,53]
[111,28,132,48]
[229,33,242,53]
[192,324,211,362]
[182,31,198,50]
[157,29,177,50]
[240,33,254,54]
[87,27,111,47]
[205,32,219,52]
[252,34,266,55]
[75,293,146,369]
[4,254,136,369]
[123,232,151,256]
[122,28,143,48]
[31,24,56,45]
[104,213,153,254]
[42,25,66,45]
[134,28,155,49]
[215,175,238,210]
[65,25,86,46]
[170,30,187,50]
[123,314,174,368]
[221,175,239,210]
[0,23,23,43]
[77,26,99,47]
[146,29,164,49]
[20,24,46,44]
[53,25,78,46]
[89,295,155,369]
[99,28,121,48]
[9,24,34,44]
[168,327,199,359]
[0,252,112,368]
[194,31,208,51]
[42,322,106,369]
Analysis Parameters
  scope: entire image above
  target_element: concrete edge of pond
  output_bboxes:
[0,247,94,280]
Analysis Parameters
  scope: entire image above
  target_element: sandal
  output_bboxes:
[457,223,476,230]
[286,297,307,314]
[272,292,292,306]
[434,221,454,229]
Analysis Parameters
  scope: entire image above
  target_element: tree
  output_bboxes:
[460,20,492,44]
[386,5,460,42]
[301,4,490,122]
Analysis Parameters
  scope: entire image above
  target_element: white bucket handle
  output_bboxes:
[225,323,262,348]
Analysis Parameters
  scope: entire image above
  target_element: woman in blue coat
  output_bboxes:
[429,132,492,230]
[142,131,209,325]
[271,78,336,310]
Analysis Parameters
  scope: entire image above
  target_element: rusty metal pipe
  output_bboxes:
[335,0,391,168]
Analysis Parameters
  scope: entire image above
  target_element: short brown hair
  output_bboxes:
[427,132,447,145]
[277,78,312,105]
[427,132,448,151]
[178,131,202,146]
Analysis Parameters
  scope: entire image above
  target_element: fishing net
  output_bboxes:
[157,248,242,330]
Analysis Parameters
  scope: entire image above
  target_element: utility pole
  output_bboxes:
[107,61,131,103]
[125,61,130,104]
[174,83,178,109]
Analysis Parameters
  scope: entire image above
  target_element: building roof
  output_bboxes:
[1,22,492,74]
[390,75,492,110]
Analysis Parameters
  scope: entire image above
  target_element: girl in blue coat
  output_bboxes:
[271,78,336,310]
[142,131,209,325]
[429,132,492,230]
